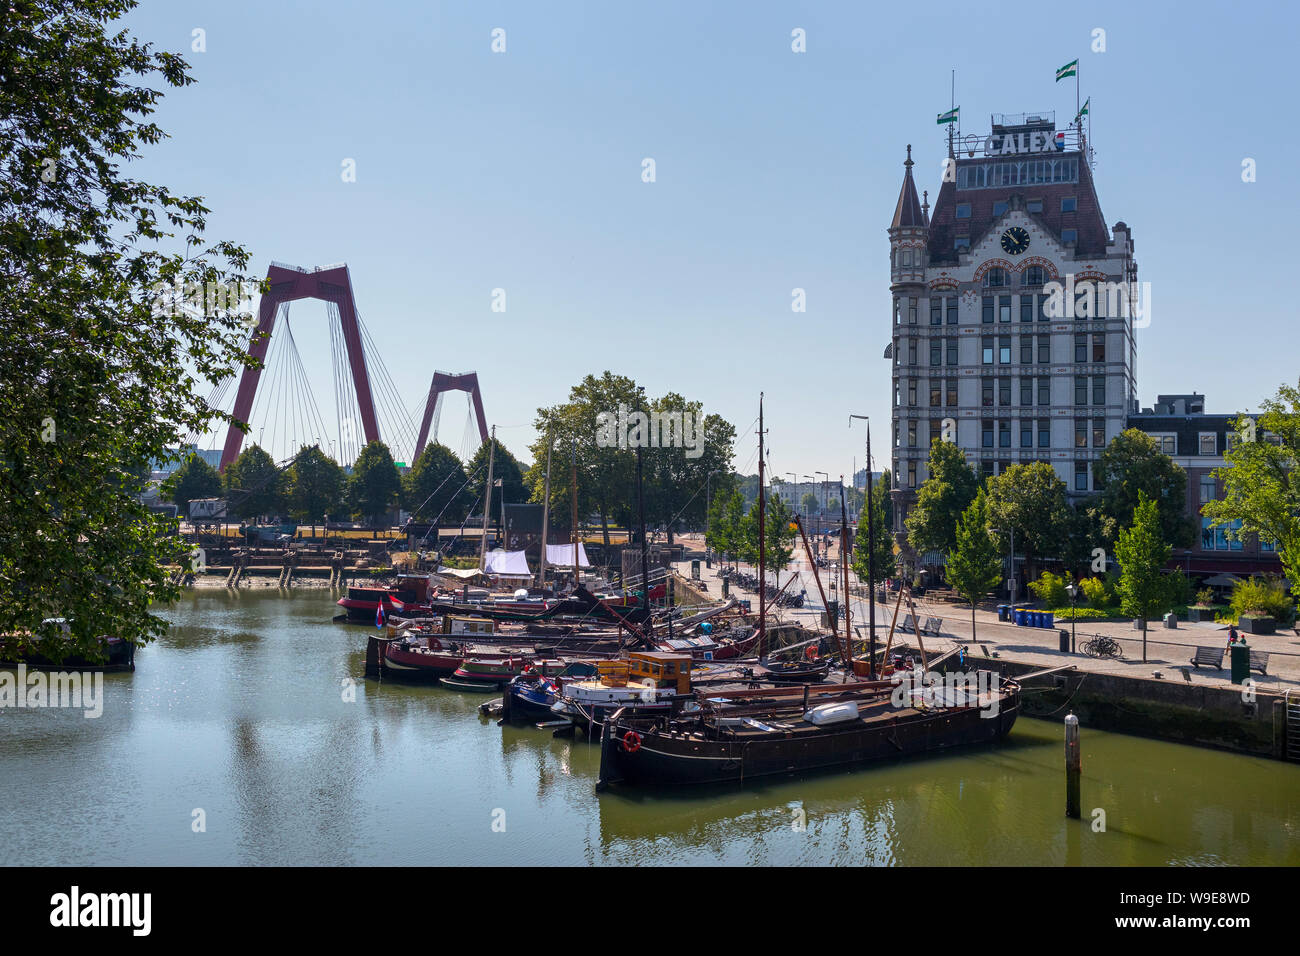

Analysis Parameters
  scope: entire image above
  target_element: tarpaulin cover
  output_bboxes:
[544,543,590,568]
[484,549,533,577]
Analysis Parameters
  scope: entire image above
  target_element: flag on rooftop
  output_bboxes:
[1056,59,1078,81]
[936,107,959,125]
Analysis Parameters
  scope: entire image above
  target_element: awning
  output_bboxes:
[544,543,590,568]
[438,567,489,581]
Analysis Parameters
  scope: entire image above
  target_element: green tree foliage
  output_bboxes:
[1094,428,1193,548]
[706,482,741,556]
[465,438,527,528]
[1229,575,1294,624]
[985,462,1071,584]
[761,494,797,575]
[903,441,979,557]
[1204,386,1300,600]
[0,1,257,659]
[852,481,897,582]
[642,393,736,544]
[348,441,401,525]
[222,445,284,520]
[1114,492,1172,659]
[944,489,1003,641]
[169,453,222,514]
[800,492,819,516]
[404,442,467,523]
[1028,570,1069,608]
[285,445,345,534]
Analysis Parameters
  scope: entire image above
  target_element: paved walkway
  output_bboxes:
[673,536,1300,693]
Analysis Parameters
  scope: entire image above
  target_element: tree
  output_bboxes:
[1114,492,1172,662]
[222,445,284,520]
[762,495,797,579]
[706,483,740,556]
[348,441,402,526]
[170,454,222,515]
[720,490,746,567]
[642,393,736,544]
[466,438,527,525]
[985,462,1071,587]
[945,489,1003,643]
[852,480,897,582]
[1095,428,1194,548]
[404,442,467,524]
[285,445,344,536]
[800,492,819,516]
[0,1,256,661]
[904,441,979,557]
[1204,385,1300,601]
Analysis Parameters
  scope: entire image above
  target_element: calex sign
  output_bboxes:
[961,130,1065,157]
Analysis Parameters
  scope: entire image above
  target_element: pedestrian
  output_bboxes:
[1227,624,1238,645]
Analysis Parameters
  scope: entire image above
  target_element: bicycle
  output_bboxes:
[1082,634,1124,659]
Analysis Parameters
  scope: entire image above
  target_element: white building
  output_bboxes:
[887,113,1139,539]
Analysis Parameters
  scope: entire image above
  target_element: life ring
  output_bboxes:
[621,731,642,753]
[804,644,818,661]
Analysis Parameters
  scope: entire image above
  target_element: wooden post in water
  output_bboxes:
[1065,712,1081,819]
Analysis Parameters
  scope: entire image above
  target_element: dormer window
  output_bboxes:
[1026,199,1043,213]
[1061,228,1078,243]
[992,201,1009,217]
[1061,197,1077,213]
[983,267,1008,288]
[954,237,970,252]
[956,203,971,219]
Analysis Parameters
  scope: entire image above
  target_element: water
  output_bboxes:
[1,589,1296,866]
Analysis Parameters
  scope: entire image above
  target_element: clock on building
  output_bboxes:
[1000,226,1030,255]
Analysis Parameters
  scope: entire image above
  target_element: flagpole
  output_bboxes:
[950,68,956,156]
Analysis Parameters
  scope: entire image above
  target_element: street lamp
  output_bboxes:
[705,469,722,565]
[992,526,1016,601]
[1065,580,1078,653]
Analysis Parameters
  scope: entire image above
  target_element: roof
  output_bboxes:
[890,145,925,229]
[926,150,1110,264]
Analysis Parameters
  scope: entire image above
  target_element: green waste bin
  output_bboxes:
[1230,639,1250,685]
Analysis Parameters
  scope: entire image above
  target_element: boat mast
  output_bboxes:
[539,436,552,591]
[840,475,851,671]
[636,443,651,626]
[758,393,766,654]
[570,446,579,592]
[478,425,496,571]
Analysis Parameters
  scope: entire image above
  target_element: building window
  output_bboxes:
[1020,337,1033,365]
[1262,535,1276,553]
[908,297,918,323]
[1093,418,1105,448]
[1092,375,1105,405]
[1092,334,1105,362]
[982,420,994,448]
[982,337,994,365]
[1024,266,1045,286]
[984,268,1008,288]
[1062,228,1078,243]
[1038,377,1050,406]
[1201,517,1242,551]
[982,297,995,324]
[998,420,1011,448]
[1026,200,1043,214]
[1020,296,1034,322]
[1075,461,1088,491]
[946,379,958,407]
[956,203,971,219]
[946,296,958,324]
[1038,293,1051,321]
[908,461,917,488]
[1199,432,1217,456]
[999,295,1012,322]
[930,382,942,407]
[908,421,917,447]
[1020,421,1033,448]
[1019,377,1033,407]
[1061,197,1077,213]
[1150,433,1176,455]
[1075,376,1088,406]
[980,461,995,480]
[894,299,901,324]
[946,338,958,366]
[929,418,943,445]
[1075,419,1088,448]
[1038,335,1050,363]
[1200,474,1217,503]
[999,377,1011,406]
[1038,419,1051,448]
[908,380,917,406]
[999,336,1011,364]
[930,340,942,366]
[955,236,970,252]
[931,297,943,325]
[992,201,1009,217]
[1074,333,1087,363]
[908,340,918,365]
[982,378,994,407]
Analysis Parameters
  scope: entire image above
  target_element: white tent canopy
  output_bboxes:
[544,543,590,568]
[484,549,533,578]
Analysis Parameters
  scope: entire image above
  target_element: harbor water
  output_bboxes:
[1,589,1296,866]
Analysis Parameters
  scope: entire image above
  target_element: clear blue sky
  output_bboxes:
[125,0,1297,482]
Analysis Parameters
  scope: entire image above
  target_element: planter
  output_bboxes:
[1188,606,1217,623]
[1238,615,1276,635]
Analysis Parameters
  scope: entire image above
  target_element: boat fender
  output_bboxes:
[621,731,642,753]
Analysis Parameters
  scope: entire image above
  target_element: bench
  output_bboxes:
[922,616,944,637]
[1249,650,1270,675]
[899,614,916,633]
[1190,646,1224,669]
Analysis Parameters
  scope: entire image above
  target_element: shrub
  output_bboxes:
[1052,606,1118,621]
[1165,572,1194,609]
[1194,588,1215,608]
[1230,575,1295,623]
[1028,570,1068,608]
[1079,576,1108,608]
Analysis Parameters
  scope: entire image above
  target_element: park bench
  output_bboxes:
[1249,650,1270,675]
[899,614,916,633]
[1190,646,1224,669]
[922,616,944,637]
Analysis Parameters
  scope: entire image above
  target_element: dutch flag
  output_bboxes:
[375,601,385,629]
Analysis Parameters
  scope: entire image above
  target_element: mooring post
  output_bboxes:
[1065,712,1081,819]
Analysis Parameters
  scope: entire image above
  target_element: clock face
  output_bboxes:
[1001,226,1031,255]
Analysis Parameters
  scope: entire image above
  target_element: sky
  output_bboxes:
[123,0,1299,484]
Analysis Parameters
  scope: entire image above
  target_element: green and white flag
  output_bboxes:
[1056,59,1078,82]
[936,106,959,125]
[1075,97,1090,122]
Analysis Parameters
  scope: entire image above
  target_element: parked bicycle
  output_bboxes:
[1082,634,1123,659]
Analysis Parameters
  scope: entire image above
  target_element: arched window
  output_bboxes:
[1023,265,1046,286]
[983,267,1008,288]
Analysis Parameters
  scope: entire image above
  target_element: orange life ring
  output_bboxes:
[804,645,818,661]
[622,731,642,753]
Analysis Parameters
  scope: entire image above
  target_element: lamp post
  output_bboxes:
[705,469,722,564]
[815,470,829,539]
[992,526,1016,601]
[1065,580,1078,653]
[849,414,876,676]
